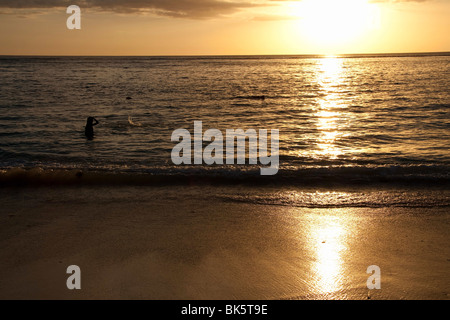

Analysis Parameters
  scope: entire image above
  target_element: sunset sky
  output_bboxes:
[0,0,449,55]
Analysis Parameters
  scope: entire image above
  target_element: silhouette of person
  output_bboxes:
[85,116,99,140]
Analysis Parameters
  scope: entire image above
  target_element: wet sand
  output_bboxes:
[0,186,448,300]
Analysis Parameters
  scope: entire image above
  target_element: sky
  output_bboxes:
[0,0,449,55]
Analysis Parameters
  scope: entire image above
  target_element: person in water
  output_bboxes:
[85,116,99,140]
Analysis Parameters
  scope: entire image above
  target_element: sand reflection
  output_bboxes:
[304,209,352,296]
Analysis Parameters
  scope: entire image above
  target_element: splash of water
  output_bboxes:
[128,115,142,127]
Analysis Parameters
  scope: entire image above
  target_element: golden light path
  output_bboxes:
[288,56,351,161]
[315,57,346,159]
[296,57,354,296]
[312,60,347,294]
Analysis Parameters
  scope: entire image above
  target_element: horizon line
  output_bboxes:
[0,51,449,58]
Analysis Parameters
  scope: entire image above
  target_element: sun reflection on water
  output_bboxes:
[319,57,343,86]
[315,57,347,159]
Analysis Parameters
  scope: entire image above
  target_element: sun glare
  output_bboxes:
[295,0,378,49]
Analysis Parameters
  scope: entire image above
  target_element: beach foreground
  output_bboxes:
[0,185,448,300]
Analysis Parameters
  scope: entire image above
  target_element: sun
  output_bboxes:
[294,0,378,49]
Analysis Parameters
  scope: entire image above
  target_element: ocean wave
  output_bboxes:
[233,95,266,100]
[219,190,450,208]
[0,164,448,187]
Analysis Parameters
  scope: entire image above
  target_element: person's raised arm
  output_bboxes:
[93,118,99,126]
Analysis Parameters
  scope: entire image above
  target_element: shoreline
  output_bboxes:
[1,166,448,189]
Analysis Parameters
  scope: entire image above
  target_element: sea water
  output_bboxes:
[0,54,449,190]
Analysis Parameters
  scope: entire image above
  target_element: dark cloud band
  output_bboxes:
[0,0,431,19]
[0,0,266,19]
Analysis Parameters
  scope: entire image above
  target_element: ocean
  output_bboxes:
[0,54,449,299]
[1,54,449,186]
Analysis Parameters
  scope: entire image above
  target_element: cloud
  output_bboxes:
[0,0,271,19]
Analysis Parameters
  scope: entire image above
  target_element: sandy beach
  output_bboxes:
[0,185,448,300]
